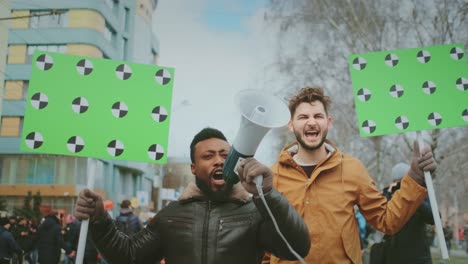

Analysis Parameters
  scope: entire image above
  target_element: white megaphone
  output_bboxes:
[223,89,290,185]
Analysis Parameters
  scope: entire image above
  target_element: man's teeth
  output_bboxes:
[213,172,224,180]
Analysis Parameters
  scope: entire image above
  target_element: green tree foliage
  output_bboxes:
[33,191,42,217]
[13,191,42,220]
[0,196,7,211]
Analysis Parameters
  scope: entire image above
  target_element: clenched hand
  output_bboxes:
[74,189,106,222]
[409,141,437,186]
[236,158,273,196]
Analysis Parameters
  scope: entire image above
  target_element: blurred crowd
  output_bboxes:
[0,211,104,264]
[0,198,149,264]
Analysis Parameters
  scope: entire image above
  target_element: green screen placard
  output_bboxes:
[21,51,175,164]
[349,43,468,137]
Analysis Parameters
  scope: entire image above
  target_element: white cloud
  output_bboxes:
[153,0,281,161]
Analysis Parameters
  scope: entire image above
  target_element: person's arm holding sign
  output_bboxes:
[75,189,164,263]
[353,142,436,236]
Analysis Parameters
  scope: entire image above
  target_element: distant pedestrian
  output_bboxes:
[63,214,80,264]
[425,225,435,247]
[464,225,468,253]
[36,211,64,264]
[355,206,367,250]
[12,217,35,264]
[382,163,434,264]
[458,225,464,248]
[8,216,20,263]
[443,224,453,254]
[0,217,22,264]
[27,219,38,264]
[8,216,18,231]
[115,200,143,236]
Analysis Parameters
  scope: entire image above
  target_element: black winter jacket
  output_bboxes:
[90,183,310,264]
[384,184,434,264]
[36,215,64,264]
[0,226,22,259]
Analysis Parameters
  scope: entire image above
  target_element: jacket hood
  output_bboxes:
[178,181,250,203]
[278,140,337,167]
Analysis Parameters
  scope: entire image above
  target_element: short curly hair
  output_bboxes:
[120,199,131,209]
[288,87,331,117]
[190,127,227,163]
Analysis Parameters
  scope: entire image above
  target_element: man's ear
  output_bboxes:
[288,119,293,132]
[191,163,196,175]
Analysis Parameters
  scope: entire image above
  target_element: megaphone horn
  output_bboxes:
[223,90,290,185]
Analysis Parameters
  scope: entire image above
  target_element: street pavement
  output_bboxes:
[431,246,468,258]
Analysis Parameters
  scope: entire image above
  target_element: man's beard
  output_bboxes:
[195,178,232,202]
[294,129,327,151]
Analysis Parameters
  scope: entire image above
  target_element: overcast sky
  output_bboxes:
[152,0,282,162]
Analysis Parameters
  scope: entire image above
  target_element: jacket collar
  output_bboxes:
[178,181,250,204]
[279,140,337,167]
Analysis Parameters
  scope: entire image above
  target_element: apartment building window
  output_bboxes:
[0,116,23,137]
[94,160,106,190]
[142,177,153,195]
[29,156,55,184]
[104,23,116,43]
[4,80,29,100]
[0,156,25,184]
[1,155,56,184]
[0,155,70,184]
[26,45,66,63]
[13,157,29,184]
[124,7,130,31]
[30,10,68,28]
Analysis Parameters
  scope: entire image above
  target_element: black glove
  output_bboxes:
[409,141,437,186]
[236,158,273,195]
[74,189,106,222]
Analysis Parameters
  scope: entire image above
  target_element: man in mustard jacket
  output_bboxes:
[264,87,437,264]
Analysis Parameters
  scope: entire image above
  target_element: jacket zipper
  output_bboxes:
[166,217,193,224]
[219,216,252,231]
[201,200,211,264]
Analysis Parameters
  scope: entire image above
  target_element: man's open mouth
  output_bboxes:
[305,130,319,137]
[212,170,224,180]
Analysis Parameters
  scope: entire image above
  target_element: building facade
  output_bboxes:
[0,0,160,216]
[158,157,192,207]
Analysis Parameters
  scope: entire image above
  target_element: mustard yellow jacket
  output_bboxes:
[267,141,427,264]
